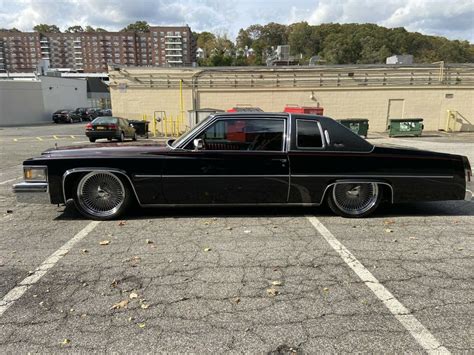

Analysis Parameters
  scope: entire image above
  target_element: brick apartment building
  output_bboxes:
[0,26,196,73]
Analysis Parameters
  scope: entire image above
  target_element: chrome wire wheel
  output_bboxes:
[76,172,126,218]
[332,183,379,216]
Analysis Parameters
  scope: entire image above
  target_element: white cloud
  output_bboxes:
[0,0,472,42]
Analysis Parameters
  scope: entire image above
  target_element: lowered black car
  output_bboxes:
[13,112,472,220]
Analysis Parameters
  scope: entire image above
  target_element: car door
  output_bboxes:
[163,117,289,204]
[287,116,329,204]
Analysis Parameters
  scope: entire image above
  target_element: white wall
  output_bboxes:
[0,80,45,126]
[40,76,88,119]
[0,76,88,127]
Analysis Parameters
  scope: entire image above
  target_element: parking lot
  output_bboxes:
[0,123,473,352]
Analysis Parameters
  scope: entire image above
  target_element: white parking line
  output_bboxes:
[0,221,100,317]
[0,177,22,185]
[306,216,450,355]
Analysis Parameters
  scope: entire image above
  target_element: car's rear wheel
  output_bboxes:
[74,171,131,220]
[118,131,125,142]
[132,132,137,141]
[89,138,96,143]
[328,182,381,218]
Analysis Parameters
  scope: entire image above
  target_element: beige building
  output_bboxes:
[109,64,474,133]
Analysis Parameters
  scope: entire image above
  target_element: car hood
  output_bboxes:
[42,142,170,158]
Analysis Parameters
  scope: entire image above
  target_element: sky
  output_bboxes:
[0,0,473,42]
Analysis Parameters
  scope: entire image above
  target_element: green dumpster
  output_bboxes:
[337,119,369,138]
[387,118,424,137]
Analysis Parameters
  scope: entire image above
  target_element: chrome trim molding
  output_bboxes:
[134,174,161,178]
[13,182,50,204]
[161,174,289,178]
[140,202,320,208]
[292,174,453,179]
[465,180,473,201]
[62,168,143,206]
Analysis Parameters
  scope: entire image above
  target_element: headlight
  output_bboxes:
[24,166,47,182]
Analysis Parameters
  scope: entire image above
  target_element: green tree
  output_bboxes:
[120,21,150,32]
[288,22,318,58]
[0,27,21,32]
[65,25,84,33]
[236,28,252,49]
[33,24,61,33]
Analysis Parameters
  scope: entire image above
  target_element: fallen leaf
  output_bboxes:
[392,239,398,243]
[204,248,212,252]
[81,249,88,253]
[141,303,150,309]
[384,229,393,233]
[232,297,241,304]
[266,288,279,297]
[145,239,153,244]
[138,322,146,328]
[226,227,233,230]
[6,210,13,214]
[384,219,395,225]
[244,230,251,234]
[272,280,283,286]
[323,287,329,292]
[110,299,129,310]
[409,237,416,240]
[99,240,110,246]
[118,221,126,226]
[61,338,71,345]
[129,292,138,299]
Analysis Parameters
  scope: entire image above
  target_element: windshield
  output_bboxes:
[171,115,213,148]
[93,117,118,124]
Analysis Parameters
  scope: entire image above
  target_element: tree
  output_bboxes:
[0,27,21,32]
[33,24,61,33]
[196,31,216,53]
[288,22,318,58]
[236,29,252,49]
[120,21,150,33]
[65,25,84,33]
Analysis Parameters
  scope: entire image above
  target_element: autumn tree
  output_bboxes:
[33,24,61,33]
[120,21,150,32]
[65,25,84,33]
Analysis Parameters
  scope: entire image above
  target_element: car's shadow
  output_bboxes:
[55,201,474,221]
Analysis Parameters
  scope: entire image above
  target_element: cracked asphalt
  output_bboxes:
[0,124,473,353]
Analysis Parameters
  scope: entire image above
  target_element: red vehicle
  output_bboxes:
[283,105,324,115]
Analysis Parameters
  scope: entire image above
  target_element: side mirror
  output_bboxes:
[129,123,134,127]
[193,138,204,151]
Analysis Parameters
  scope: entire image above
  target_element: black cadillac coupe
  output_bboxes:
[13,112,472,220]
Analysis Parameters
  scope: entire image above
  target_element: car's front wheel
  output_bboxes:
[327,182,381,218]
[74,171,131,220]
[118,131,125,142]
[89,138,96,143]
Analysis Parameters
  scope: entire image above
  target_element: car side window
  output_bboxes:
[296,120,324,148]
[187,119,285,151]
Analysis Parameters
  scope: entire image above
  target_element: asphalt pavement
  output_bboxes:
[0,123,472,353]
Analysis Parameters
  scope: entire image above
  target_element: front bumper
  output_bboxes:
[13,182,50,204]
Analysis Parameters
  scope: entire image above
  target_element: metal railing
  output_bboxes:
[109,64,474,90]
